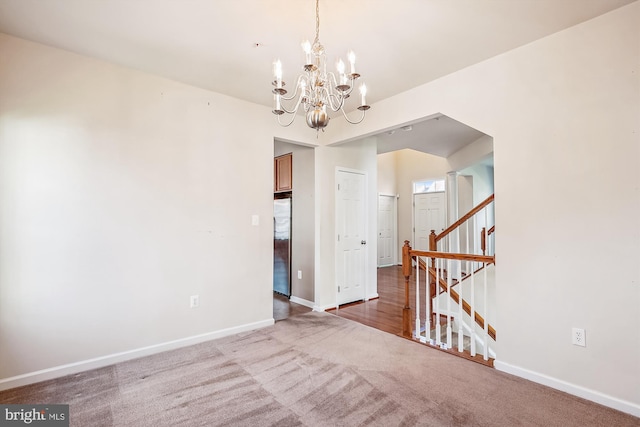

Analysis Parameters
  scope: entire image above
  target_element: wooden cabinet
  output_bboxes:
[274,153,292,192]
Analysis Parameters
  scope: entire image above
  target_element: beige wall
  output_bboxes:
[0,34,275,383]
[376,151,397,196]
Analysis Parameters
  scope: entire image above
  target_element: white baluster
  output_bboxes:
[446,257,452,349]
[435,258,441,346]
[465,220,470,255]
[483,207,489,360]
[470,253,476,357]
[415,256,420,340]
[460,222,469,352]
[425,256,431,343]
[472,214,478,272]
[458,258,464,352]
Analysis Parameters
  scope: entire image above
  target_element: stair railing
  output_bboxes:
[403,242,496,360]
[428,194,494,305]
[402,193,496,362]
[431,193,495,264]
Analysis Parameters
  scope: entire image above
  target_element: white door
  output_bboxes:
[336,170,366,305]
[377,195,395,267]
[414,192,446,251]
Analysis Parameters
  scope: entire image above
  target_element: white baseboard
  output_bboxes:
[0,318,274,392]
[289,296,314,308]
[312,303,336,312]
[494,361,640,418]
[313,295,378,312]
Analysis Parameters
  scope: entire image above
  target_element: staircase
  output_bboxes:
[402,194,496,366]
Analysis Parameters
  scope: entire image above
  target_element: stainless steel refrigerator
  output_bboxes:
[273,194,291,296]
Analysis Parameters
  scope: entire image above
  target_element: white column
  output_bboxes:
[446,171,460,280]
[446,171,459,229]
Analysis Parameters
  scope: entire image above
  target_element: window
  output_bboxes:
[413,179,445,194]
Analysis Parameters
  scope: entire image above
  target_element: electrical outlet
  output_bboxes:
[572,327,586,347]
[298,270,302,279]
[190,295,199,308]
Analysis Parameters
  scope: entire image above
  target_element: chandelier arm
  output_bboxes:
[318,85,344,112]
[279,75,307,101]
[326,72,339,90]
[327,73,354,95]
[326,74,348,109]
[342,83,355,97]
[325,93,345,112]
[276,111,298,127]
[280,92,298,102]
[339,107,367,125]
[279,92,305,115]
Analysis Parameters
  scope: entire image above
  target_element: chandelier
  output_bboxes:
[271,0,370,131]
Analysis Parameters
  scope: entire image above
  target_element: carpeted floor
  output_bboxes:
[1,311,638,426]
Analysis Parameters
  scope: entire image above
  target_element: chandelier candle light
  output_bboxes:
[272,0,370,131]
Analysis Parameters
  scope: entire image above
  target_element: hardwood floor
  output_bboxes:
[273,293,312,321]
[327,265,409,335]
[328,265,494,367]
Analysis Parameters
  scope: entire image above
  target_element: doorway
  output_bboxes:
[335,168,367,305]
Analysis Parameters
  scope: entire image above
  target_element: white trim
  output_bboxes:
[494,361,640,418]
[0,319,274,392]
[289,296,314,308]
[312,303,336,312]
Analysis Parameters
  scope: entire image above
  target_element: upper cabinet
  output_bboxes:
[274,153,292,192]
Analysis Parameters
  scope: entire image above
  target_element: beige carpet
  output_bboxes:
[1,311,638,426]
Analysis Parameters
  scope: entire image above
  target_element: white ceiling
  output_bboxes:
[0,0,634,156]
[376,114,486,157]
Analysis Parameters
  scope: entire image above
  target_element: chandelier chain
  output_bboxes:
[314,0,320,46]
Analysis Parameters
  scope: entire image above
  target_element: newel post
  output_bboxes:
[402,240,412,338]
[429,230,437,252]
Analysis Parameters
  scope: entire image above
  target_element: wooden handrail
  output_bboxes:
[428,268,496,341]
[410,250,494,264]
[435,194,494,243]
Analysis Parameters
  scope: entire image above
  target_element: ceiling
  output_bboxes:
[376,115,485,157]
[0,0,634,157]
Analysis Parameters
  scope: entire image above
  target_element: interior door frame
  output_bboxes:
[377,193,398,267]
[335,167,368,308]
